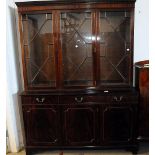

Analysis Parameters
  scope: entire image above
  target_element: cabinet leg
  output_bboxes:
[132,150,138,155]
[25,148,31,155]
[132,148,138,155]
[125,146,138,155]
[131,147,138,155]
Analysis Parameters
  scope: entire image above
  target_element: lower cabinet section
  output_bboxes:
[21,91,138,154]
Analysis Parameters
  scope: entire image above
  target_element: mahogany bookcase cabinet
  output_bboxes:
[16,0,139,155]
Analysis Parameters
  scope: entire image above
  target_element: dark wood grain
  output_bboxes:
[129,8,135,86]
[103,106,132,143]
[18,14,28,90]
[62,104,98,145]
[92,11,97,86]
[16,1,139,155]
[53,11,60,88]
[95,11,100,86]
[16,3,135,13]
[23,104,61,146]
[135,60,149,141]
[21,90,138,153]
[16,0,136,7]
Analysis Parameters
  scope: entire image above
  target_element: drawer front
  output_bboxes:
[107,94,138,104]
[22,96,59,105]
[59,95,107,104]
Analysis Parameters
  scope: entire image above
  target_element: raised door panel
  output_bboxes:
[62,104,98,146]
[60,12,94,87]
[98,11,133,86]
[22,13,56,88]
[102,106,134,144]
[23,105,61,146]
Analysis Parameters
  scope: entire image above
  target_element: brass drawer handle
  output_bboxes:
[113,96,123,102]
[75,97,83,103]
[36,97,45,103]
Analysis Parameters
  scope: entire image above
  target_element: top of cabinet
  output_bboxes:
[15,0,136,7]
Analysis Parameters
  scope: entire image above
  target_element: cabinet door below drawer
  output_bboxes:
[102,105,134,144]
[23,105,61,146]
[62,104,98,146]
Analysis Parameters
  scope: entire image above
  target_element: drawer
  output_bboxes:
[59,95,107,104]
[107,94,138,104]
[21,95,59,105]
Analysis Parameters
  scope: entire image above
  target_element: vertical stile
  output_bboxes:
[95,11,100,86]
[18,13,28,90]
[57,11,63,89]
[53,11,63,89]
[130,8,135,86]
[92,11,97,87]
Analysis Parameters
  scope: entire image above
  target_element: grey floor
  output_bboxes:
[7,143,149,155]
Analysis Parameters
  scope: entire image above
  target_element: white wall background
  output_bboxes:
[6,0,24,152]
[134,0,149,62]
[6,0,149,152]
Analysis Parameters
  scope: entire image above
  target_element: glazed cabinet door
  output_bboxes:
[101,105,136,145]
[60,11,95,87]
[21,13,56,89]
[98,10,133,86]
[22,105,61,146]
[62,104,98,146]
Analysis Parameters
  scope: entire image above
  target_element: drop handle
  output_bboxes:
[54,139,58,143]
[113,96,123,102]
[75,97,83,103]
[36,97,45,103]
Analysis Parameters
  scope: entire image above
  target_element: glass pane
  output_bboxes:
[99,11,131,84]
[61,12,93,86]
[22,13,56,87]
